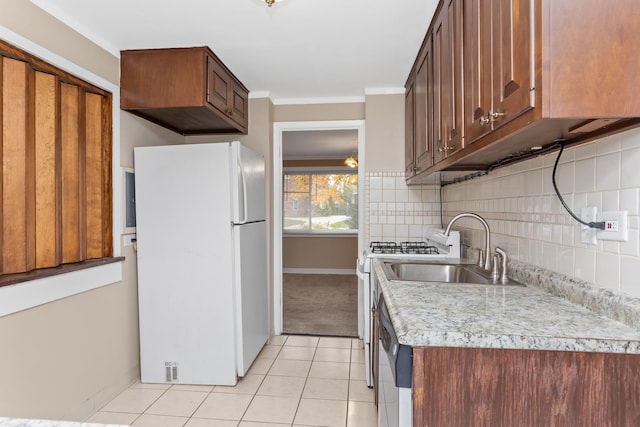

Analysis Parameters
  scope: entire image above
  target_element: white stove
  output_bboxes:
[356,229,461,387]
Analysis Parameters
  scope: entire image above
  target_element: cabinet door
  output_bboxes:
[463,0,493,144]
[434,0,463,163]
[415,39,434,172]
[445,0,464,155]
[207,55,232,115]
[413,347,640,427]
[207,55,248,130]
[432,8,447,164]
[405,79,416,177]
[491,0,534,127]
[229,80,248,129]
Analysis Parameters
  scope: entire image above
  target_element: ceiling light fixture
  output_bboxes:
[265,0,284,6]
[344,152,358,168]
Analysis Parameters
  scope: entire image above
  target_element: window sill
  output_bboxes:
[0,257,124,317]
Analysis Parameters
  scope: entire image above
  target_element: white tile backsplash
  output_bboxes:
[364,172,441,243]
[365,128,640,298]
[438,127,640,297]
[574,247,596,284]
[621,256,640,295]
[596,152,620,191]
[620,188,639,214]
[621,147,640,187]
[596,251,620,291]
[574,158,596,193]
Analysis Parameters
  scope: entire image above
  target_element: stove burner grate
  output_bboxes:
[401,241,439,255]
[369,241,403,254]
[369,241,439,255]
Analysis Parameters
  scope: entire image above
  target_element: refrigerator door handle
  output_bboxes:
[234,156,249,225]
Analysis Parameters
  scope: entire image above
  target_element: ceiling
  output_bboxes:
[31,0,439,102]
[282,129,358,160]
[30,0,439,159]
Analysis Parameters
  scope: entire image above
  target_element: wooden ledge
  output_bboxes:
[0,257,125,288]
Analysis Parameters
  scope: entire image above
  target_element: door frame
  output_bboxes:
[272,120,366,335]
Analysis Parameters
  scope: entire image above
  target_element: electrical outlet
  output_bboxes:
[580,207,598,245]
[597,211,628,241]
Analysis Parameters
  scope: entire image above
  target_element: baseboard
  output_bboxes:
[66,365,139,421]
[283,268,356,275]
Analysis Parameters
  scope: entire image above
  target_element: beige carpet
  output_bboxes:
[283,273,358,337]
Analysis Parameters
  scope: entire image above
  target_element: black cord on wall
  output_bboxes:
[438,138,605,230]
[552,140,605,230]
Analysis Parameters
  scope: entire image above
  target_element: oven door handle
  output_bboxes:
[380,322,394,354]
[356,254,368,280]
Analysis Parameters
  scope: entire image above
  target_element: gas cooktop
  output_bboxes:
[369,241,440,255]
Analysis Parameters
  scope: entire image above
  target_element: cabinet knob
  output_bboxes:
[438,145,455,153]
[226,108,233,116]
[488,111,504,121]
[479,111,504,126]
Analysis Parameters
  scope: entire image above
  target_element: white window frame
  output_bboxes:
[283,167,359,236]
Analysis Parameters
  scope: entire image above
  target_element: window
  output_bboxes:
[283,171,358,233]
[0,39,114,283]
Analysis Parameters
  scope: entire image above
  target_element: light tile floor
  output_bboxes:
[86,335,376,427]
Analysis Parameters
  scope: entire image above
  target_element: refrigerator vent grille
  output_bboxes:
[165,362,178,382]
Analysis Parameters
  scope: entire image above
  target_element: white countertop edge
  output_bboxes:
[0,262,123,318]
[397,330,640,353]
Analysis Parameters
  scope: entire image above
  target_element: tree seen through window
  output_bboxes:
[284,172,358,232]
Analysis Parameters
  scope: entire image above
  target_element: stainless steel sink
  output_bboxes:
[383,261,523,286]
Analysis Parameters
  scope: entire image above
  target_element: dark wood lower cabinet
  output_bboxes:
[412,347,640,427]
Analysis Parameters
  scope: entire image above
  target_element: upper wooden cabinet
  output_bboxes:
[405,80,417,176]
[433,0,465,165]
[405,35,435,179]
[406,0,640,182]
[121,47,249,135]
[464,0,534,146]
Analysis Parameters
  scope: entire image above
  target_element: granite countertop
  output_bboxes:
[0,418,127,427]
[373,257,640,353]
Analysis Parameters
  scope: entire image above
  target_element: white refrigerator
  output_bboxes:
[134,141,268,386]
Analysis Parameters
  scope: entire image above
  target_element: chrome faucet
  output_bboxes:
[444,212,492,272]
[495,247,509,284]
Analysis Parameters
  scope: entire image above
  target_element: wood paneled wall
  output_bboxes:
[0,39,112,276]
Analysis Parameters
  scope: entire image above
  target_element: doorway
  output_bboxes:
[273,120,365,336]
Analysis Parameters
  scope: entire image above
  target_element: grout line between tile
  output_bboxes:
[93,336,374,427]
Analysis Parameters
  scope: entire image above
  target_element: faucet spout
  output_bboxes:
[444,212,492,271]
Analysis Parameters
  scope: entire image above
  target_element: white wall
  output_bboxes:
[443,128,640,298]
